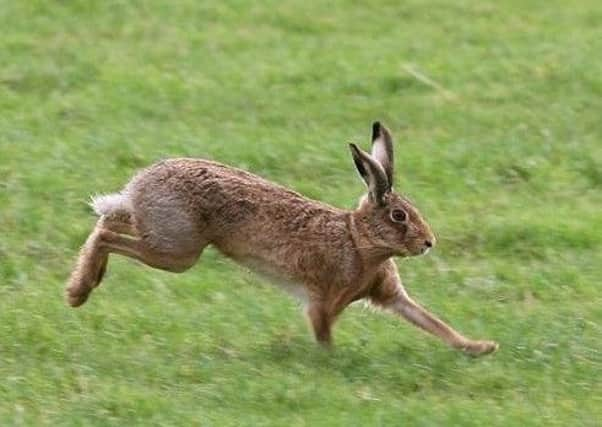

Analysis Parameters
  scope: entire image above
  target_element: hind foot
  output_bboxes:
[66,274,93,307]
[65,262,105,307]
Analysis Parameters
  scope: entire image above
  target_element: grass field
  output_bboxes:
[1,1,601,425]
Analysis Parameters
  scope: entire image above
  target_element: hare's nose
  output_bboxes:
[424,240,433,248]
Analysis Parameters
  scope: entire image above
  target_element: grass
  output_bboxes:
[1,0,601,425]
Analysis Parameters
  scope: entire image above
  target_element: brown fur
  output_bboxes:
[66,122,498,356]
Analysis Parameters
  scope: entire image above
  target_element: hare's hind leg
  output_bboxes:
[96,229,204,273]
[67,188,207,307]
[67,227,205,307]
[94,217,139,286]
[66,216,138,307]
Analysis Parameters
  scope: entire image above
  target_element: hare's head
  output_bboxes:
[350,122,435,258]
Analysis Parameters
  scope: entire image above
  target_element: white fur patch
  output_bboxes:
[89,193,132,217]
[372,141,388,166]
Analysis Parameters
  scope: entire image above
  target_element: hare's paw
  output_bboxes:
[65,273,94,307]
[463,340,499,357]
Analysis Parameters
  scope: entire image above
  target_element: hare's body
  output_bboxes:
[67,123,498,356]
[124,159,362,297]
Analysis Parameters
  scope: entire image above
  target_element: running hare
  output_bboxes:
[67,122,498,356]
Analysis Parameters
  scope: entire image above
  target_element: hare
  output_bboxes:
[66,122,498,356]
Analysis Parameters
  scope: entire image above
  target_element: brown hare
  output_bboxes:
[66,122,498,356]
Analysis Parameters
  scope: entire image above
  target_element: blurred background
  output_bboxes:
[0,1,601,425]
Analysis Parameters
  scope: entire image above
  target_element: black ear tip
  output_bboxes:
[372,121,382,138]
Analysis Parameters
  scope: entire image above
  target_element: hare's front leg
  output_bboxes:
[305,301,338,347]
[370,271,498,356]
[306,303,333,346]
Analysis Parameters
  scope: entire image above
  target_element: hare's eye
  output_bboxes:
[390,209,407,223]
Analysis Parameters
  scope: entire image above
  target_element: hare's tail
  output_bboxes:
[89,193,133,222]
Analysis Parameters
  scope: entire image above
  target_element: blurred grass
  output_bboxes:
[1,0,601,425]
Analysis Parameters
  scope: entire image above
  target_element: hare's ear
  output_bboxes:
[371,121,394,186]
[349,143,390,205]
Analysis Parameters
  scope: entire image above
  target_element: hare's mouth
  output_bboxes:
[406,246,430,257]
[398,248,425,258]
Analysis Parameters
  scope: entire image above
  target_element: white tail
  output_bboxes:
[90,193,132,218]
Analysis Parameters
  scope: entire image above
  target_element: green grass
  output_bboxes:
[1,0,601,425]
